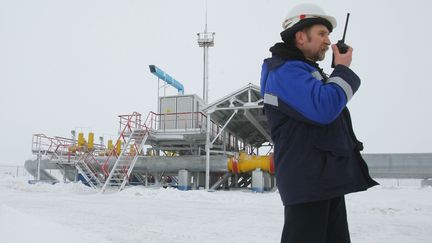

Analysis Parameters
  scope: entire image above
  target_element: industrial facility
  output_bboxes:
[25,80,273,193]
[25,25,276,193]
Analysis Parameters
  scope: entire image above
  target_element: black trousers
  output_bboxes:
[281,196,350,243]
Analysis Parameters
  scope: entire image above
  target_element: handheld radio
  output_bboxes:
[331,13,350,68]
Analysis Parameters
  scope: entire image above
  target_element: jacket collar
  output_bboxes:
[269,42,328,81]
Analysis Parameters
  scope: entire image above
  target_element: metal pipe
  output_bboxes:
[203,46,209,103]
[149,65,184,95]
[205,113,211,189]
[36,138,41,180]
[212,105,263,111]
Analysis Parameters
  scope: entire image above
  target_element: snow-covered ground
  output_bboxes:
[0,171,431,243]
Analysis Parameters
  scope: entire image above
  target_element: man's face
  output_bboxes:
[296,24,331,62]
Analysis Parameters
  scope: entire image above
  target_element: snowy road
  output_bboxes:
[1,175,431,243]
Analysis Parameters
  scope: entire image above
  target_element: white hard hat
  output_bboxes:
[282,3,337,32]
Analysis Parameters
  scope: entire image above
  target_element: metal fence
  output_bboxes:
[0,164,28,177]
[364,153,432,179]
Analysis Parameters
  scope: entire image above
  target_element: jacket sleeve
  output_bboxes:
[263,61,360,125]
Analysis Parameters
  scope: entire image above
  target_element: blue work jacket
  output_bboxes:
[261,56,378,206]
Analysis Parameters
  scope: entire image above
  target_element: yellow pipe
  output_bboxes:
[115,140,122,155]
[88,132,94,150]
[77,133,86,147]
[100,139,114,156]
[228,152,274,174]
[107,140,113,151]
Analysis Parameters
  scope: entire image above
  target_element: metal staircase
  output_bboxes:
[132,172,147,185]
[209,172,232,191]
[75,153,104,189]
[101,126,149,193]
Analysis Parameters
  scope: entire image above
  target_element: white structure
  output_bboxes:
[197,4,215,104]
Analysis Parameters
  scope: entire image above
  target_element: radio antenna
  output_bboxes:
[204,0,208,32]
[341,13,350,42]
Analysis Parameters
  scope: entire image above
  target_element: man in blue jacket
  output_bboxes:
[260,3,378,243]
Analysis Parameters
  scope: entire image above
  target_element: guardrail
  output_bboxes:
[0,165,28,177]
[364,153,432,179]
[145,111,207,131]
[144,111,223,143]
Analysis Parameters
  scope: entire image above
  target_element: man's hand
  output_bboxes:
[332,44,353,67]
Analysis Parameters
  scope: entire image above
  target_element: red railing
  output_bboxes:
[32,134,106,155]
[117,112,144,131]
[101,112,145,177]
[32,134,107,173]
[32,134,75,158]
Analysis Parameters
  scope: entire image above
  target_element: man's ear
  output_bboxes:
[295,31,305,46]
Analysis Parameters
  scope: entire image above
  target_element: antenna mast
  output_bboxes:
[197,0,215,104]
[205,0,208,32]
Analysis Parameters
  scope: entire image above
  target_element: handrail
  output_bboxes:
[143,111,227,144]
[101,112,143,177]
[144,111,208,130]
[31,133,107,178]
[32,134,72,156]
[32,134,106,154]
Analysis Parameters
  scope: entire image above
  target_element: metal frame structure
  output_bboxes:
[202,83,270,189]
[26,83,277,192]
[31,134,106,185]
[101,112,149,193]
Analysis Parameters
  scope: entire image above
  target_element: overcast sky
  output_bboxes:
[1,0,431,165]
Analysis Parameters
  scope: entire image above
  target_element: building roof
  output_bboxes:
[203,83,271,147]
